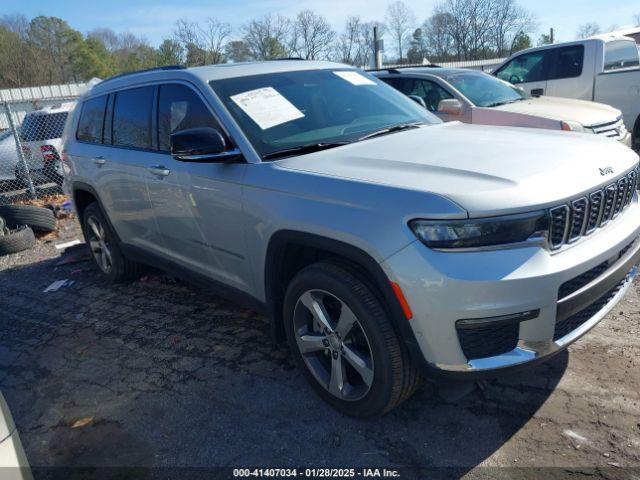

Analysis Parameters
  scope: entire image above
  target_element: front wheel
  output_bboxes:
[284,261,421,417]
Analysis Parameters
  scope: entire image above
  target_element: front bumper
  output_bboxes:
[382,198,640,376]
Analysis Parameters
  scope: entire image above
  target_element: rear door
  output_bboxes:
[97,85,164,254]
[494,49,550,96]
[544,44,592,99]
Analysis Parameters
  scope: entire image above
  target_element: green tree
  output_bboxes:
[157,39,183,65]
[537,33,553,46]
[511,32,532,54]
[28,16,83,83]
[73,36,114,80]
[225,40,252,62]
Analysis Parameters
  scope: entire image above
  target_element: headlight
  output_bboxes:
[561,121,588,133]
[409,211,549,249]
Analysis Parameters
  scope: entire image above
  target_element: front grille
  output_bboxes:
[456,322,519,361]
[548,168,637,250]
[554,277,626,341]
[591,117,627,140]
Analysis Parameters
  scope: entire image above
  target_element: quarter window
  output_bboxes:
[112,86,153,149]
[495,50,548,84]
[157,84,221,152]
[604,41,640,71]
[77,95,107,143]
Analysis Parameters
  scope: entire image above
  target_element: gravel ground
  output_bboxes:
[0,217,639,480]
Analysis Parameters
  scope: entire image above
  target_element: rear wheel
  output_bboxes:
[284,261,421,417]
[82,203,141,282]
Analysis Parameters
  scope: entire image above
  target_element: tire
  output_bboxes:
[81,202,142,283]
[284,261,421,417]
[0,205,56,233]
[0,226,35,256]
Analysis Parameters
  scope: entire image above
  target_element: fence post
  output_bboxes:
[3,102,36,199]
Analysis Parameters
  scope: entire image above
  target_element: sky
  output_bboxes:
[9,0,640,47]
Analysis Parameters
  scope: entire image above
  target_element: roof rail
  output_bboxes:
[271,57,306,61]
[101,65,187,85]
[367,64,442,73]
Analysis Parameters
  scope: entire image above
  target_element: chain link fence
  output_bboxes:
[0,97,78,204]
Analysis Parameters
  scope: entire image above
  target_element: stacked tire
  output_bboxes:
[0,205,57,256]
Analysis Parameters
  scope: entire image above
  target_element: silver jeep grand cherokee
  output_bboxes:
[62,61,640,417]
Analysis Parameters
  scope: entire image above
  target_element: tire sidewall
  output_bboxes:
[284,264,399,417]
[82,203,125,282]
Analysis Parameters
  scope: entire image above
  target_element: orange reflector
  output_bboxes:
[390,281,413,320]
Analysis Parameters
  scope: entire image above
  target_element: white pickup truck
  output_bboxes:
[494,34,640,149]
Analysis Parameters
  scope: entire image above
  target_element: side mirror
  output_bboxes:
[438,99,463,116]
[408,95,427,109]
[170,127,241,162]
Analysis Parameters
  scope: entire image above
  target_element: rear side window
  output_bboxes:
[157,84,221,152]
[549,45,584,79]
[604,41,640,71]
[112,86,154,149]
[495,50,549,84]
[76,95,107,143]
[21,112,68,142]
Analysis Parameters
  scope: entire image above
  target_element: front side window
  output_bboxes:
[386,77,453,112]
[77,95,107,143]
[112,86,153,149]
[495,50,548,84]
[210,69,438,158]
[550,45,584,79]
[444,72,528,107]
[604,40,640,71]
[21,112,69,142]
[157,84,221,152]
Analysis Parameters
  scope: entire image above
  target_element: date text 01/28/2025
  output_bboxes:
[233,468,401,478]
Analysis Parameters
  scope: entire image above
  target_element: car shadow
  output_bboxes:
[0,255,567,479]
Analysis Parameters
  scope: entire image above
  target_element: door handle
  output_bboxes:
[92,156,106,166]
[531,88,544,96]
[148,165,170,177]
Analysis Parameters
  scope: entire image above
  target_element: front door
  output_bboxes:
[494,49,550,96]
[147,83,248,288]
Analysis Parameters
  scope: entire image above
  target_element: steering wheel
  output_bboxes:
[509,74,522,84]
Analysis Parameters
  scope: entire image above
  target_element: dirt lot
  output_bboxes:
[0,217,639,479]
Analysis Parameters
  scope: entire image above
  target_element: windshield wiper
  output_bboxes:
[486,98,527,107]
[357,122,425,141]
[262,142,349,160]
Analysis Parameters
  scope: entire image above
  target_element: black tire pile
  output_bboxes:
[0,205,57,256]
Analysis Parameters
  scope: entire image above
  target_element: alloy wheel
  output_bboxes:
[293,289,374,401]
[86,215,113,273]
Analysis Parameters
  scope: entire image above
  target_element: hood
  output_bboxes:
[277,122,639,217]
[487,96,621,127]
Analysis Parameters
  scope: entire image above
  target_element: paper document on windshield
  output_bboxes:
[230,87,304,130]
[334,71,376,86]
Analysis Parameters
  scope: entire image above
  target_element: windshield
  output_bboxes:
[445,72,529,107]
[209,69,439,158]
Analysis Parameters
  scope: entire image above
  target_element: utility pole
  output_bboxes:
[550,27,554,44]
[373,26,383,69]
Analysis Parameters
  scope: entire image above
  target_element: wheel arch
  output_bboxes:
[70,181,122,243]
[264,230,424,369]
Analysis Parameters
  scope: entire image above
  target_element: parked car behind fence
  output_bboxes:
[0,99,76,203]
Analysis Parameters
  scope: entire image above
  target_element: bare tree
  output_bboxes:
[243,14,291,60]
[423,12,455,61]
[577,22,601,39]
[386,1,416,63]
[174,18,230,65]
[491,0,536,56]
[335,16,363,64]
[291,10,335,60]
[88,28,120,51]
